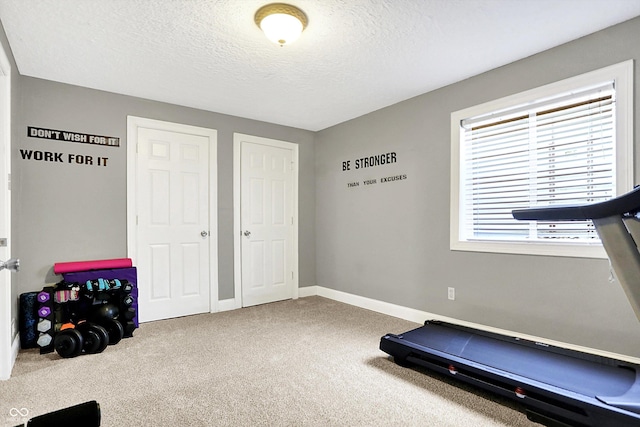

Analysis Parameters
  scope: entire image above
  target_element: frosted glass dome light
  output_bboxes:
[255,3,308,46]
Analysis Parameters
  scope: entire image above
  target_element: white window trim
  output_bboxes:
[450,60,634,258]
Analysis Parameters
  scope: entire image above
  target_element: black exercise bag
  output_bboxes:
[25,400,100,427]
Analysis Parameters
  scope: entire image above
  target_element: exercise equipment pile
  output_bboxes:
[19,258,138,359]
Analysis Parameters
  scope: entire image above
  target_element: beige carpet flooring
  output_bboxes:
[1,296,538,426]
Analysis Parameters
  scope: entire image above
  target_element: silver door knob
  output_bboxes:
[201,231,208,237]
[0,258,19,272]
[243,230,251,237]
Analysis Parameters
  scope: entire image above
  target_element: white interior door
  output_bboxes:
[133,125,211,322]
[0,118,8,379]
[0,44,12,380]
[240,139,295,307]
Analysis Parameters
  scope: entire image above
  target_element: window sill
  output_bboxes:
[450,240,607,259]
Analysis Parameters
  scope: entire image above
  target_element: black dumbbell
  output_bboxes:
[122,321,136,338]
[54,329,84,358]
[76,322,109,354]
[121,307,136,321]
[121,280,133,293]
[103,319,124,345]
[122,294,135,307]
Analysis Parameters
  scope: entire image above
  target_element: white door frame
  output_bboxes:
[127,116,219,317]
[233,133,299,308]
[0,41,14,380]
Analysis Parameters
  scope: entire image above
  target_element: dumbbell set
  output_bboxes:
[35,288,55,352]
[20,278,137,358]
[53,322,110,358]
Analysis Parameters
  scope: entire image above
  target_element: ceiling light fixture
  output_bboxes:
[255,3,308,46]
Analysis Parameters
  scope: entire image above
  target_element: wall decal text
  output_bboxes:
[28,126,120,147]
[342,151,406,188]
[19,149,109,167]
[342,152,396,171]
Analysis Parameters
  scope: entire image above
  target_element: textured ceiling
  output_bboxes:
[1,0,639,131]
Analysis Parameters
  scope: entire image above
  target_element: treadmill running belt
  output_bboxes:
[398,323,635,397]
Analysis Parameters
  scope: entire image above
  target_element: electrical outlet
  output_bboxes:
[448,287,455,301]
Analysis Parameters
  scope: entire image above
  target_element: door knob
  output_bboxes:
[201,231,208,237]
[0,258,19,272]
[243,230,251,237]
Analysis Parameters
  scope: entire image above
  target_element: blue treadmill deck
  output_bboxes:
[397,322,635,397]
[381,321,640,426]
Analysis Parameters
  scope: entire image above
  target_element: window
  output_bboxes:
[451,61,633,258]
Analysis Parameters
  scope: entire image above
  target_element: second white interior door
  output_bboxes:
[240,139,295,307]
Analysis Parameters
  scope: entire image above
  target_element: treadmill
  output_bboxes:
[380,186,640,426]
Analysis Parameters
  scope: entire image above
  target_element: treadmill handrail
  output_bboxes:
[512,186,640,221]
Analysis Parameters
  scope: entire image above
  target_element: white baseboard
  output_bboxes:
[217,298,238,312]
[298,286,317,298]
[0,333,19,380]
[303,285,640,365]
[11,333,18,369]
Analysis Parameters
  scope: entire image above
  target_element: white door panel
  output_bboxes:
[136,127,210,322]
[0,45,12,380]
[241,141,294,307]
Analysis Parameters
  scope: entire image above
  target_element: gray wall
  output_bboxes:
[13,77,316,301]
[316,17,640,357]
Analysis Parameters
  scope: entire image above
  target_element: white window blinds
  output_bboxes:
[459,83,615,243]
